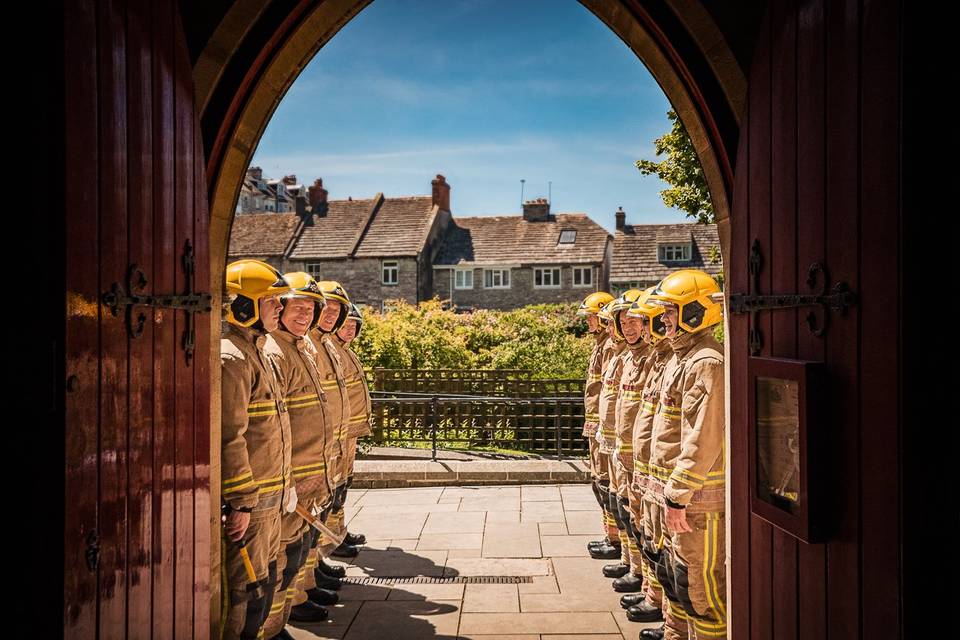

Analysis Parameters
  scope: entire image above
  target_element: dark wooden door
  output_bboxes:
[63,0,211,637]
[727,0,903,638]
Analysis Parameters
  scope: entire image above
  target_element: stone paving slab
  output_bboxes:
[286,484,664,640]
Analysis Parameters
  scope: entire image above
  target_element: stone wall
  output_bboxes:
[434,264,604,310]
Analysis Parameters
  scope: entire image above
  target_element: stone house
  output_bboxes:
[431,199,613,310]
[609,208,722,295]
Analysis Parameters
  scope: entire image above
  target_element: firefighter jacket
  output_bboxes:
[646,330,725,511]
[613,340,651,471]
[308,329,351,486]
[271,328,336,505]
[584,333,616,437]
[597,340,629,454]
[220,322,293,512]
[330,337,373,440]
[632,339,674,490]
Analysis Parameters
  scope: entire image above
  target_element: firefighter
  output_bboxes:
[644,269,725,640]
[617,288,669,624]
[577,291,619,558]
[289,280,354,613]
[596,292,639,580]
[605,288,652,597]
[331,303,373,537]
[261,272,340,637]
[220,260,296,640]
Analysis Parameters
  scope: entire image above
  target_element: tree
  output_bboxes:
[636,110,714,224]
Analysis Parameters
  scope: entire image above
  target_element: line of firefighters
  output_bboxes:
[218,258,725,640]
[578,269,725,640]
[219,259,375,640]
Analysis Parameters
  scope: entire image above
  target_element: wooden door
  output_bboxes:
[727,0,903,638]
[63,0,211,637]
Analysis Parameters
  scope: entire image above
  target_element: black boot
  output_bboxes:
[307,587,339,606]
[587,539,608,551]
[289,601,329,622]
[344,531,366,546]
[627,600,664,623]
[331,542,359,558]
[602,562,630,578]
[639,625,665,639]
[620,593,645,609]
[313,568,342,591]
[319,558,346,578]
[612,573,643,592]
[589,542,622,560]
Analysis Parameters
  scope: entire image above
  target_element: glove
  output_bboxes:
[283,485,298,513]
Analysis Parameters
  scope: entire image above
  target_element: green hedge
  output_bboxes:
[351,298,725,380]
[352,299,594,379]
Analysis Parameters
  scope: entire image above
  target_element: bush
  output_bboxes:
[352,299,594,379]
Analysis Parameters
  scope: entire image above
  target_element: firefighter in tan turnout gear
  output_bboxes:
[262,272,341,636]
[604,288,656,602]
[332,303,373,500]
[617,288,668,625]
[595,294,636,580]
[284,279,356,618]
[577,291,621,559]
[220,260,296,640]
[642,269,726,640]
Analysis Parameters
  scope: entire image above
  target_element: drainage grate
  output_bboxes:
[342,575,534,585]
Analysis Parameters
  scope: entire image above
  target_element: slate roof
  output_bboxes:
[610,222,721,282]
[434,213,611,266]
[288,196,379,260]
[353,196,438,258]
[227,213,301,257]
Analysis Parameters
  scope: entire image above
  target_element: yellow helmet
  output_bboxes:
[225,259,290,328]
[648,269,722,334]
[316,280,352,333]
[608,289,645,342]
[597,300,619,340]
[626,286,667,342]
[280,271,325,330]
[577,291,615,316]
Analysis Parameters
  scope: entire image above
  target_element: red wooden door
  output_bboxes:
[728,0,902,638]
[63,0,211,637]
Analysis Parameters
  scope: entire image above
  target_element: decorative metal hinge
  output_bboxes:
[729,240,857,355]
[101,240,213,364]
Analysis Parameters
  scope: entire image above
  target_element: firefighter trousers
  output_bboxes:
[222,510,282,640]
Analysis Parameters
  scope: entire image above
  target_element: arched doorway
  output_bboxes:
[57,1,914,638]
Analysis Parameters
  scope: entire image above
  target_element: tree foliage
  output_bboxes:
[636,110,714,224]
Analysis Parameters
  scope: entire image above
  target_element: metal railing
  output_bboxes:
[369,392,587,460]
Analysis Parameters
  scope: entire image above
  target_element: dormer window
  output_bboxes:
[558,229,577,244]
[659,243,691,262]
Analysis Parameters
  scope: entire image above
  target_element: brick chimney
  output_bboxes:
[308,178,328,216]
[432,174,451,211]
[248,166,263,181]
[282,174,297,186]
[615,206,626,231]
[522,198,550,222]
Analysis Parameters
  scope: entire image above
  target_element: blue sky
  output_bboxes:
[251,0,686,233]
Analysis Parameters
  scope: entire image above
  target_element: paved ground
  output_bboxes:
[286,484,659,640]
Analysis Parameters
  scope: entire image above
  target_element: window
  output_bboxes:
[484,268,511,289]
[382,260,399,285]
[558,229,577,244]
[659,243,692,262]
[572,266,593,287]
[534,267,562,288]
[454,268,474,289]
[306,262,323,279]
